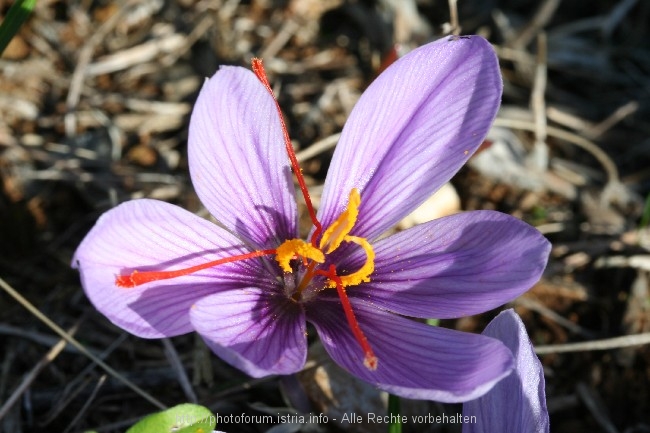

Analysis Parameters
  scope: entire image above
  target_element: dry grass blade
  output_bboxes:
[529,32,548,170]
[535,332,650,354]
[0,323,95,353]
[584,101,640,140]
[295,133,340,163]
[162,338,198,404]
[510,0,560,49]
[447,0,460,35]
[516,296,596,338]
[594,255,650,271]
[65,0,142,137]
[493,117,620,185]
[576,383,619,433]
[86,34,186,76]
[0,277,166,410]
[37,333,130,425]
[260,19,300,60]
[61,375,107,433]
[0,323,78,420]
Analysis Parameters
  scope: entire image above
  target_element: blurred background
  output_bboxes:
[1,0,649,431]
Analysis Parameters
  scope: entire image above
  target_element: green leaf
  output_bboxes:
[387,393,402,433]
[126,403,216,433]
[0,0,37,56]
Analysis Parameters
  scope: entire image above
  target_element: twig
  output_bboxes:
[447,0,460,35]
[535,222,566,234]
[535,332,650,354]
[584,100,639,140]
[493,117,620,184]
[516,297,596,338]
[295,133,340,163]
[86,33,186,76]
[493,44,536,66]
[65,0,139,137]
[546,105,593,131]
[260,19,300,60]
[0,277,166,410]
[161,14,214,67]
[594,255,650,271]
[529,33,548,170]
[510,0,560,49]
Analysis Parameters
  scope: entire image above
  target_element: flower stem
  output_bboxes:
[388,393,402,433]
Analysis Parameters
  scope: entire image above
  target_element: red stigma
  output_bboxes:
[115,249,276,288]
[318,265,378,370]
[251,58,323,246]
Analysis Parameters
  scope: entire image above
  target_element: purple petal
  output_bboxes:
[463,310,549,433]
[307,298,513,402]
[188,66,297,250]
[190,289,307,377]
[317,36,502,241]
[73,199,273,338]
[341,210,550,319]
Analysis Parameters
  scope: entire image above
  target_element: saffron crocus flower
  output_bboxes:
[73,36,551,402]
[463,309,550,432]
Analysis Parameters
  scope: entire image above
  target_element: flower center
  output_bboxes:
[274,188,375,292]
[274,188,377,371]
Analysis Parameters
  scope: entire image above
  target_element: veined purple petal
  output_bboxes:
[317,36,502,241]
[463,310,549,433]
[307,298,513,402]
[190,289,307,377]
[341,210,550,319]
[188,66,297,250]
[73,199,273,338]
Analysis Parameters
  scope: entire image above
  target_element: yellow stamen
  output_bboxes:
[273,189,377,370]
[326,235,375,288]
[275,239,324,272]
[319,188,360,253]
